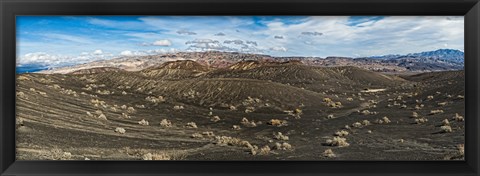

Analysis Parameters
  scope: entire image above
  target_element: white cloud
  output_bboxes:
[17,51,116,68]
[93,49,103,55]
[43,33,93,44]
[153,39,172,46]
[177,29,197,35]
[269,46,287,52]
[301,31,323,36]
[120,50,134,56]
[19,52,62,65]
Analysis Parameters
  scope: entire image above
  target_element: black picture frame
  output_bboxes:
[1,0,479,175]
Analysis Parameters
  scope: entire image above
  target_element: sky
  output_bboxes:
[16,16,464,69]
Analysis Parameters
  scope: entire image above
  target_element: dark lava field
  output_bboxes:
[15,60,465,160]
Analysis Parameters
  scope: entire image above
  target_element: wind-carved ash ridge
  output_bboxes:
[16,56,465,161]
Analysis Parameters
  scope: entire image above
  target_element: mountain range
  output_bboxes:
[31,49,464,74]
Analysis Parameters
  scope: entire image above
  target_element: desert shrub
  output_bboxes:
[173,105,185,110]
[29,88,36,92]
[438,102,448,106]
[367,130,372,134]
[346,97,353,101]
[441,125,453,133]
[186,122,198,128]
[61,152,72,160]
[214,136,253,149]
[361,110,371,115]
[273,132,289,140]
[115,127,126,134]
[86,112,94,117]
[160,119,172,127]
[335,130,349,137]
[396,96,403,101]
[361,120,371,126]
[121,113,131,119]
[210,116,221,122]
[145,96,165,103]
[352,122,362,128]
[244,106,255,113]
[232,125,241,130]
[97,90,111,95]
[295,108,303,114]
[411,112,419,118]
[229,105,237,111]
[95,110,103,115]
[191,133,203,138]
[241,117,257,127]
[323,98,332,103]
[327,102,338,108]
[17,75,30,81]
[285,109,302,119]
[457,144,465,156]
[327,114,335,119]
[16,118,24,128]
[202,131,215,137]
[427,95,434,100]
[368,100,377,104]
[453,113,464,122]
[16,91,28,99]
[415,117,428,124]
[430,110,444,115]
[138,119,149,126]
[38,91,47,96]
[273,142,292,150]
[374,119,384,124]
[382,116,391,123]
[258,145,271,155]
[344,125,351,130]
[268,119,287,127]
[45,148,72,160]
[414,105,422,110]
[323,149,336,158]
[98,113,107,120]
[127,107,136,113]
[442,119,450,126]
[325,137,350,147]
[121,105,127,110]
[122,91,127,95]
[142,152,171,160]
[400,105,407,109]
[214,136,242,146]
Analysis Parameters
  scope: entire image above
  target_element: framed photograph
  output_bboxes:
[1,0,479,175]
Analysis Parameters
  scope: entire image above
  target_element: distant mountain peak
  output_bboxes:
[367,48,464,64]
[406,49,464,63]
